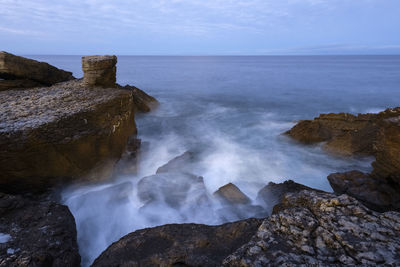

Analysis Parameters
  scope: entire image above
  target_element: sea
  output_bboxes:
[28,55,400,266]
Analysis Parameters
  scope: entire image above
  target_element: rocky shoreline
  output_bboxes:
[0,52,399,266]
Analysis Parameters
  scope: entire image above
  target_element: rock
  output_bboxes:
[91,218,262,267]
[223,190,400,266]
[0,51,74,86]
[137,172,209,208]
[214,183,250,205]
[82,55,117,87]
[156,151,196,174]
[256,180,319,212]
[0,192,80,266]
[372,115,400,183]
[123,85,158,113]
[0,79,44,91]
[0,79,137,193]
[328,170,400,212]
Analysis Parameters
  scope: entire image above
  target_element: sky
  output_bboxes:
[0,0,399,55]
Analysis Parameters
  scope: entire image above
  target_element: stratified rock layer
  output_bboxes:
[0,193,80,266]
[223,190,400,266]
[82,55,117,87]
[0,51,74,86]
[91,219,262,267]
[0,79,137,193]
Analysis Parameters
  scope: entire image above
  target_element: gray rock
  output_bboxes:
[223,190,400,266]
[156,151,196,174]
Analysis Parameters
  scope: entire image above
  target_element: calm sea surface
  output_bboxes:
[28,55,400,265]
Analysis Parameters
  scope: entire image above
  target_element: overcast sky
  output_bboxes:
[1,0,399,55]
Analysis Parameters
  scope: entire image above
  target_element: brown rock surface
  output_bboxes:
[223,190,400,266]
[328,170,400,212]
[0,79,137,193]
[91,218,262,267]
[0,79,44,91]
[82,55,117,87]
[124,85,159,113]
[0,51,74,86]
[214,183,250,205]
[0,193,80,266]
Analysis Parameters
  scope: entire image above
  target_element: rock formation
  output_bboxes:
[82,55,117,87]
[0,51,74,90]
[0,193,80,266]
[91,219,262,267]
[223,190,400,266]
[156,151,196,174]
[214,183,250,205]
[124,85,159,113]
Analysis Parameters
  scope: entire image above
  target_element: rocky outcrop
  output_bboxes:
[0,79,44,91]
[124,85,159,113]
[0,51,74,88]
[223,190,400,266]
[0,79,137,193]
[156,151,195,174]
[91,219,262,267]
[0,193,80,266]
[256,180,319,213]
[214,183,250,205]
[328,170,400,212]
[82,55,117,87]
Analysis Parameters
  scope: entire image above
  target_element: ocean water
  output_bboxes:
[29,55,400,266]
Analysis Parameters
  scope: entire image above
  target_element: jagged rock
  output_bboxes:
[328,170,400,212]
[0,79,137,193]
[223,190,400,266]
[156,151,196,174]
[372,115,400,183]
[0,79,44,91]
[91,218,262,267]
[124,85,158,113]
[214,183,250,205]
[256,180,319,212]
[82,55,117,87]
[0,193,80,266]
[0,51,74,86]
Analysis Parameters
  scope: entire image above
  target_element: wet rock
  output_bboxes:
[137,173,209,209]
[223,190,400,266]
[156,151,195,174]
[214,183,250,205]
[82,55,117,87]
[256,180,319,212]
[0,79,137,193]
[328,170,400,212]
[91,218,262,267]
[0,51,74,86]
[123,85,159,113]
[0,192,80,266]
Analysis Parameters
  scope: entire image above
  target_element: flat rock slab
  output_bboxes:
[0,193,80,266]
[0,51,74,85]
[0,79,137,193]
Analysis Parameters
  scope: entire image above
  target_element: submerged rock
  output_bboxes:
[223,190,400,266]
[91,218,262,267]
[0,79,137,193]
[0,193,80,266]
[82,55,117,88]
[156,151,195,174]
[328,170,400,212]
[0,51,74,87]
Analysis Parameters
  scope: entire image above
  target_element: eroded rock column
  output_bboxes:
[82,55,117,87]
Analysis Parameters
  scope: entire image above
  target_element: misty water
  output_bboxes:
[30,55,400,266]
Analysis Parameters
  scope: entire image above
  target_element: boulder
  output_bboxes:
[0,51,74,86]
[256,180,319,212]
[213,183,250,205]
[0,193,80,266]
[124,85,159,113]
[156,151,196,174]
[82,55,117,87]
[91,218,262,267]
[223,190,400,266]
[0,79,137,193]
[328,170,400,212]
